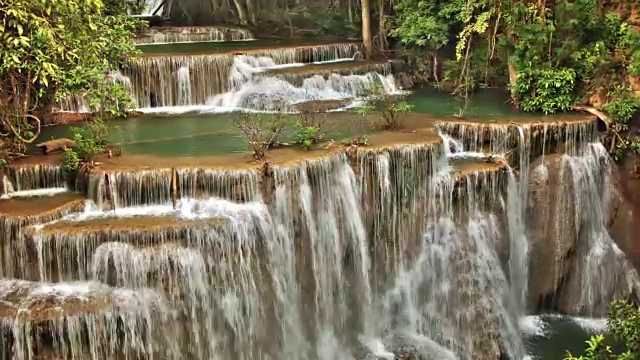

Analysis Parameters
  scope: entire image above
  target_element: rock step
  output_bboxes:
[28,216,235,282]
[135,25,253,44]
[134,40,360,59]
[262,59,390,78]
[0,279,175,360]
[0,193,84,218]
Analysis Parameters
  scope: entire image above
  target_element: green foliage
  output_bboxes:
[295,8,357,38]
[0,0,144,154]
[565,300,640,360]
[388,0,640,149]
[512,68,577,114]
[390,0,450,50]
[604,94,639,127]
[292,101,327,150]
[69,123,107,162]
[358,85,413,129]
[61,118,107,173]
[293,122,321,150]
[62,147,80,173]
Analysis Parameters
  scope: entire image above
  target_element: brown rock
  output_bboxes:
[609,155,640,269]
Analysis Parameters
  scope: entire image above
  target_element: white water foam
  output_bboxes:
[0,187,68,199]
[135,55,400,114]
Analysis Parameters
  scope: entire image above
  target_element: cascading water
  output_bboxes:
[208,55,398,112]
[550,142,640,315]
[120,43,363,111]
[6,115,640,359]
[57,43,397,113]
[176,66,192,106]
[135,27,254,44]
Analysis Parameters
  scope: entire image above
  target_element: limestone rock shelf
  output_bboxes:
[134,40,360,58]
[261,60,391,85]
[0,193,84,218]
[0,279,112,322]
[0,279,175,360]
[29,216,232,282]
[135,26,254,44]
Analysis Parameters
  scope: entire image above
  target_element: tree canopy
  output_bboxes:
[0,0,143,156]
[388,0,640,157]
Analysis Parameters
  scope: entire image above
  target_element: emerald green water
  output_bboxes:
[39,90,580,157]
[38,113,359,157]
[407,87,553,120]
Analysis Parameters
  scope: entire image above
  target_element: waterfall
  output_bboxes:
[176,66,192,106]
[8,115,640,359]
[4,164,66,192]
[56,43,396,113]
[0,279,178,360]
[208,55,396,112]
[135,27,254,44]
[558,143,640,315]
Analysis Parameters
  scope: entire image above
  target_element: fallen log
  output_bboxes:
[36,138,75,154]
[572,105,611,131]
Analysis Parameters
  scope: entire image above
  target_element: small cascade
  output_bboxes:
[209,55,397,112]
[0,197,85,279]
[122,43,368,110]
[176,66,193,106]
[4,164,66,192]
[435,120,597,161]
[0,279,178,360]
[557,143,640,315]
[262,61,393,86]
[135,26,254,44]
[88,169,173,209]
[178,167,261,202]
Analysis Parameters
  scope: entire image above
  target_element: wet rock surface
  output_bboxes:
[609,155,640,269]
[526,154,576,310]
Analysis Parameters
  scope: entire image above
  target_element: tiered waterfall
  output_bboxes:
[58,42,398,113]
[2,116,639,359]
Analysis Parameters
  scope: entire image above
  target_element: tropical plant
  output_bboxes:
[565,300,640,360]
[358,84,413,129]
[292,100,327,150]
[0,0,143,157]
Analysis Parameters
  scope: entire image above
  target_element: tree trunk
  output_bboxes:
[348,0,353,24]
[377,0,387,51]
[508,56,519,109]
[361,0,373,58]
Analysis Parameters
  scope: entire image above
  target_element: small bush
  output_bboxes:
[359,84,413,130]
[293,101,327,150]
[604,89,639,125]
[61,118,108,173]
[62,147,80,173]
[69,126,106,161]
[235,112,287,161]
